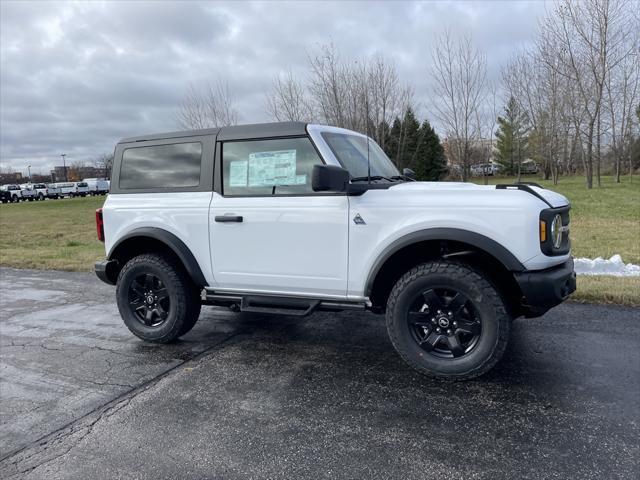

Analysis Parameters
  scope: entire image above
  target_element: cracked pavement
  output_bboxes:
[1,268,639,479]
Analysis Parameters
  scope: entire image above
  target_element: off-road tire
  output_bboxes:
[116,253,201,343]
[385,261,510,380]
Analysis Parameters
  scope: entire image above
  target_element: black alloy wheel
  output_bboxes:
[128,273,170,327]
[407,288,481,359]
[385,261,511,380]
[116,253,202,343]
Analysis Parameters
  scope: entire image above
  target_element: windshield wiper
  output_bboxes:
[350,175,396,183]
[390,175,415,182]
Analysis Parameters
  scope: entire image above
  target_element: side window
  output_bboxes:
[119,142,202,190]
[222,137,323,196]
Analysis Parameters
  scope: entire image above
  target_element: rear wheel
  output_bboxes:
[38,193,44,201]
[116,253,201,343]
[386,261,510,380]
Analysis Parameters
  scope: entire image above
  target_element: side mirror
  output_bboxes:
[312,164,349,192]
[403,168,416,180]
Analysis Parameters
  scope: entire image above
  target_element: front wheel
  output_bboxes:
[386,261,510,380]
[116,253,201,343]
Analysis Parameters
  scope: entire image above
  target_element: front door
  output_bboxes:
[209,136,349,298]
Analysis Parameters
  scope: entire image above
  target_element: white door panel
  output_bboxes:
[210,193,349,297]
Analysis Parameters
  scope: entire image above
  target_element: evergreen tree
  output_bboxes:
[384,110,447,180]
[412,120,447,180]
[495,96,530,176]
[385,108,420,170]
[385,116,403,166]
[398,108,420,170]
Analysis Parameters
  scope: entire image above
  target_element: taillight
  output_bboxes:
[96,208,104,242]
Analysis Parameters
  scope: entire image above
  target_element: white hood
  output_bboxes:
[389,181,570,208]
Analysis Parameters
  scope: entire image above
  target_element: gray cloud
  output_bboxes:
[0,0,547,176]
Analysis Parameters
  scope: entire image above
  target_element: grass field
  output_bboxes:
[0,196,106,271]
[1,175,638,305]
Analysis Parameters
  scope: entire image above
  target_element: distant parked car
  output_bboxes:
[0,186,12,203]
[521,160,539,174]
[74,182,90,197]
[471,163,500,177]
[55,182,76,197]
[4,185,23,202]
[31,183,48,201]
[83,178,110,195]
[19,184,37,201]
[46,184,61,199]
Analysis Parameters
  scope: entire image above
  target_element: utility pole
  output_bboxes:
[61,154,67,182]
[28,165,31,181]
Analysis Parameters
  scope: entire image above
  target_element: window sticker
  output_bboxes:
[247,149,298,187]
[229,160,248,187]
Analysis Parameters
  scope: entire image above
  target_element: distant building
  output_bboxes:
[50,166,69,182]
[0,171,23,184]
[443,137,497,166]
[75,166,107,179]
[51,165,108,182]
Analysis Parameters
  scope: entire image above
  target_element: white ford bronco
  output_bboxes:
[95,122,575,379]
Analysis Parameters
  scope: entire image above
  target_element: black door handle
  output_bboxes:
[215,215,243,223]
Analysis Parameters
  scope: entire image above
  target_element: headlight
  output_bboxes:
[539,207,571,256]
[551,214,563,249]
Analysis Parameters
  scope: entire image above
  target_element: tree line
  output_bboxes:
[179,0,639,188]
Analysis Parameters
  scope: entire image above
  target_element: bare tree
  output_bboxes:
[475,81,499,185]
[540,0,635,188]
[307,44,350,129]
[68,160,86,182]
[265,69,314,122]
[305,44,411,143]
[605,44,639,182]
[367,53,407,149]
[178,80,239,129]
[93,152,114,179]
[430,30,487,181]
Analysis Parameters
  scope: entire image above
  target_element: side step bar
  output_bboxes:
[202,292,367,316]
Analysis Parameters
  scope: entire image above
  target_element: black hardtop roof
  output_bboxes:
[118,121,308,144]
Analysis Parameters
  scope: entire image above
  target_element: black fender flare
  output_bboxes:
[364,228,525,295]
[109,227,208,287]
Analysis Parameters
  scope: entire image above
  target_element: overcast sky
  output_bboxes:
[0,0,550,176]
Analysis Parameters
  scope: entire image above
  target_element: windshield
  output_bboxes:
[321,132,399,180]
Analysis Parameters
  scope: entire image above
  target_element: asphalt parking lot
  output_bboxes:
[0,268,638,479]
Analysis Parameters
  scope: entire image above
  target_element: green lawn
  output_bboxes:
[1,176,638,305]
[0,196,106,271]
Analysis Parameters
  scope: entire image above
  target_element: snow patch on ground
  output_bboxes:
[574,255,640,277]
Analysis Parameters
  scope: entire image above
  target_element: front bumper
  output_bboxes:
[95,260,118,285]
[514,258,576,318]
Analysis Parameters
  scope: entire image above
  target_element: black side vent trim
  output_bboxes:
[496,183,552,207]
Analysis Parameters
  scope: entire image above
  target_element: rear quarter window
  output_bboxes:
[119,142,202,190]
